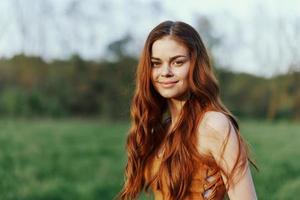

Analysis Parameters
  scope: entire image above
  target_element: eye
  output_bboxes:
[172,60,185,67]
[151,62,161,68]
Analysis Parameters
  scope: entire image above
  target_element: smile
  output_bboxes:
[158,80,179,88]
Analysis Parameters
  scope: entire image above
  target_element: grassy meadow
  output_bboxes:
[0,118,299,200]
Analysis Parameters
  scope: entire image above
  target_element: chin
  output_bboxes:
[158,90,185,99]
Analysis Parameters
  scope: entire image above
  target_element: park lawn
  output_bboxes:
[0,118,299,200]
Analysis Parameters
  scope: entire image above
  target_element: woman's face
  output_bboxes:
[151,36,190,100]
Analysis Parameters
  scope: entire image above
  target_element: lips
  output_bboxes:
[158,80,179,88]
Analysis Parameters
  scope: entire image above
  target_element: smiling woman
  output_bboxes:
[117,21,258,200]
[151,37,190,100]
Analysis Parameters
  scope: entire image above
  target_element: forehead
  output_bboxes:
[151,36,188,59]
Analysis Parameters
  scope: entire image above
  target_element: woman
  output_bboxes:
[118,21,257,200]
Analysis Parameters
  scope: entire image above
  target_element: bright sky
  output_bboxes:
[0,0,299,77]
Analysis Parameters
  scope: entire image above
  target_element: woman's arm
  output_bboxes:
[198,111,257,200]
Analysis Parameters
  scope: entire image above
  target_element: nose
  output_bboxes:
[160,63,173,77]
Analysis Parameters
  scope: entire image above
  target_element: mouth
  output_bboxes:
[158,80,179,88]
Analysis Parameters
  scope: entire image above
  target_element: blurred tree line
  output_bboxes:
[0,53,135,119]
[0,52,299,121]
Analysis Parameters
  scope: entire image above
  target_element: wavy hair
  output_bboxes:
[117,20,256,200]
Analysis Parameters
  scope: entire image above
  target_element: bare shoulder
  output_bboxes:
[202,111,233,136]
[197,111,236,155]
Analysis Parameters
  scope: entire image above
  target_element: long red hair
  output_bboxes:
[117,21,256,200]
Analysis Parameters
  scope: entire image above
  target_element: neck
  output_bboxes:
[167,98,186,126]
[167,91,190,123]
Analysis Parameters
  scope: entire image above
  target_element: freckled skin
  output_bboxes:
[151,36,190,100]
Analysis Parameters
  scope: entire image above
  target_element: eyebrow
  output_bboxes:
[150,55,188,62]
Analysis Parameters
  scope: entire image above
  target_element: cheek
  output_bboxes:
[151,69,159,81]
[174,68,189,81]
[175,68,189,90]
[151,70,157,86]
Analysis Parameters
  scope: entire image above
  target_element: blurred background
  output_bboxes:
[0,0,299,199]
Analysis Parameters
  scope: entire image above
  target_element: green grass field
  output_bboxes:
[0,119,299,200]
